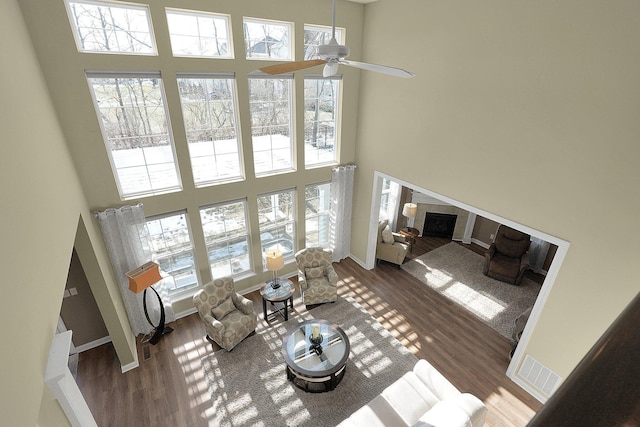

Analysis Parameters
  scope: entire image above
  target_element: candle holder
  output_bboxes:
[309,334,323,356]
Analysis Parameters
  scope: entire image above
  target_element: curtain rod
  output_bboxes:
[93,203,144,218]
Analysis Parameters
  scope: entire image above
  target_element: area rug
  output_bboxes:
[401,242,541,339]
[201,295,418,426]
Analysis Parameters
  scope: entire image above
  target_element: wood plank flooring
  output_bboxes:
[76,237,542,426]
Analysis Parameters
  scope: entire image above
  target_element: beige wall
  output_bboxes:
[352,0,640,380]
[1,1,136,424]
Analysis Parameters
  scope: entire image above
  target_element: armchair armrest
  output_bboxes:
[326,264,339,287]
[298,268,309,291]
[392,232,407,243]
[203,314,224,333]
[233,294,255,315]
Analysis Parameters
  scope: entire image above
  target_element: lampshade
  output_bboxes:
[126,261,162,293]
[402,203,418,218]
[323,61,339,77]
[265,249,284,272]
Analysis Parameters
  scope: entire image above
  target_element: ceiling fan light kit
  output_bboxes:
[259,0,414,79]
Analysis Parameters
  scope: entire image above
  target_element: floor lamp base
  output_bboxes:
[143,286,173,346]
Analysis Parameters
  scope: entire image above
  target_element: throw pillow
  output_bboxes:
[305,266,325,279]
[413,399,472,427]
[381,225,395,244]
[211,297,235,319]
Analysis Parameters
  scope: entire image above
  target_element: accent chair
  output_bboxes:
[376,219,410,268]
[295,247,339,307]
[193,277,257,351]
[483,225,531,285]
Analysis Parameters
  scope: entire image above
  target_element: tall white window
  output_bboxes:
[257,190,296,262]
[248,75,294,176]
[304,76,340,168]
[166,9,232,58]
[87,72,181,199]
[177,74,243,187]
[145,211,198,294]
[379,177,401,224]
[200,200,252,278]
[65,0,156,54]
[243,18,292,60]
[305,182,331,248]
[304,24,344,60]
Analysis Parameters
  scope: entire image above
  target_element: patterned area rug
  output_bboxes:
[201,295,418,427]
[402,242,541,339]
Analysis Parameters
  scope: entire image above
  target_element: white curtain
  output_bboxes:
[329,164,356,262]
[95,204,175,336]
[529,236,551,274]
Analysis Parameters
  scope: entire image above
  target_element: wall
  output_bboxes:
[19,0,364,317]
[0,0,133,424]
[351,0,640,383]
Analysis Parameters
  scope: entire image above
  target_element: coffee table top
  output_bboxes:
[260,278,294,302]
[282,319,350,378]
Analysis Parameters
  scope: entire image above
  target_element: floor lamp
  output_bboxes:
[126,261,173,345]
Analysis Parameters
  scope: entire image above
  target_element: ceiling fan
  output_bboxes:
[259,0,415,78]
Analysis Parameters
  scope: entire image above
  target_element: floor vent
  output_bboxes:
[518,354,562,397]
[143,345,151,361]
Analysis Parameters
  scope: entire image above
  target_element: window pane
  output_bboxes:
[304,77,339,167]
[305,183,331,248]
[66,0,156,54]
[200,200,252,278]
[243,18,291,60]
[88,74,181,199]
[257,190,296,259]
[249,77,294,176]
[166,9,232,58]
[146,212,197,293]
[177,76,243,186]
[304,25,344,60]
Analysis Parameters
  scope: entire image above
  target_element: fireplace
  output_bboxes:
[423,212,457,238]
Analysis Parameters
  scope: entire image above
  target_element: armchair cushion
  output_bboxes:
[211,297,235,320]
[305,266,325,279]
[381,225,394,244]
[296,247,339,306]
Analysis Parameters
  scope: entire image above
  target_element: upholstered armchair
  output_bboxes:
[376,219,410,268]
[193,277,257,351]
[295,247,339,307]
[484,225,531,285]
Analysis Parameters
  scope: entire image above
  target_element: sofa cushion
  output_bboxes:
[380,371,442,425]
[211,297,235,320]
[413,399,471,427]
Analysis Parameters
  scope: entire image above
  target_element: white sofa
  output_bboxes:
[337,359,487,427]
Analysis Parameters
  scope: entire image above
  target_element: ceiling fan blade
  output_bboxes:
[259,59,326,75]
[340,60,415,78]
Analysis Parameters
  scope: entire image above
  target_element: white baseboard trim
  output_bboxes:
[75,336,112,353]
[175,306,197,320]
[471,238,490,249]
[121,358,139,373]
[348,254,368,270]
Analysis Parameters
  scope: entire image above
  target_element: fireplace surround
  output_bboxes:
[423,212,458,238]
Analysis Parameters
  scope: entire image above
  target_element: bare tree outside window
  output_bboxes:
[243,18,291,60]
[304,76,339,167]
[65,0,155,54]
[166,9,232,58]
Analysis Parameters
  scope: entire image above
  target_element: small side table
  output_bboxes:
[260,278,294,322]
[399,227,420,247]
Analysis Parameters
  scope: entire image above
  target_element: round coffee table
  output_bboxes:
[281,319,350,393]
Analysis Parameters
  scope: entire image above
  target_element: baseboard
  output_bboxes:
[348,254,368,269]
[121,358,139,373]
[75,336,112,353]
[174,306,197,320]
[471,238,490,249]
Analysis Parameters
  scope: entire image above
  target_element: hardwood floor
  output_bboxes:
[77,237,542,426]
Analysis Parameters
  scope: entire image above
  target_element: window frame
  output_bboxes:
[86,70,183,200]
[248,74,295,177]
[305,181,331,248]
[166,8,233,59]
[243,17,293,61]
[303,74,341,169]
[257,188,297,267]
[303,24,345,60]
[176,72,245,187]
[65,0,157,55]
[199,199,254,280]
[145,210,199,297]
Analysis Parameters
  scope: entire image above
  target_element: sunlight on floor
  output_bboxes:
[443,282,506,321]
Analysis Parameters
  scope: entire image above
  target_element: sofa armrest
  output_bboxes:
[412,359,461,401]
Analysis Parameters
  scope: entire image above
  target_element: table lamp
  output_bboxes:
[402,202,418,231]
[265,248,284,289]
[126,261,173,345]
